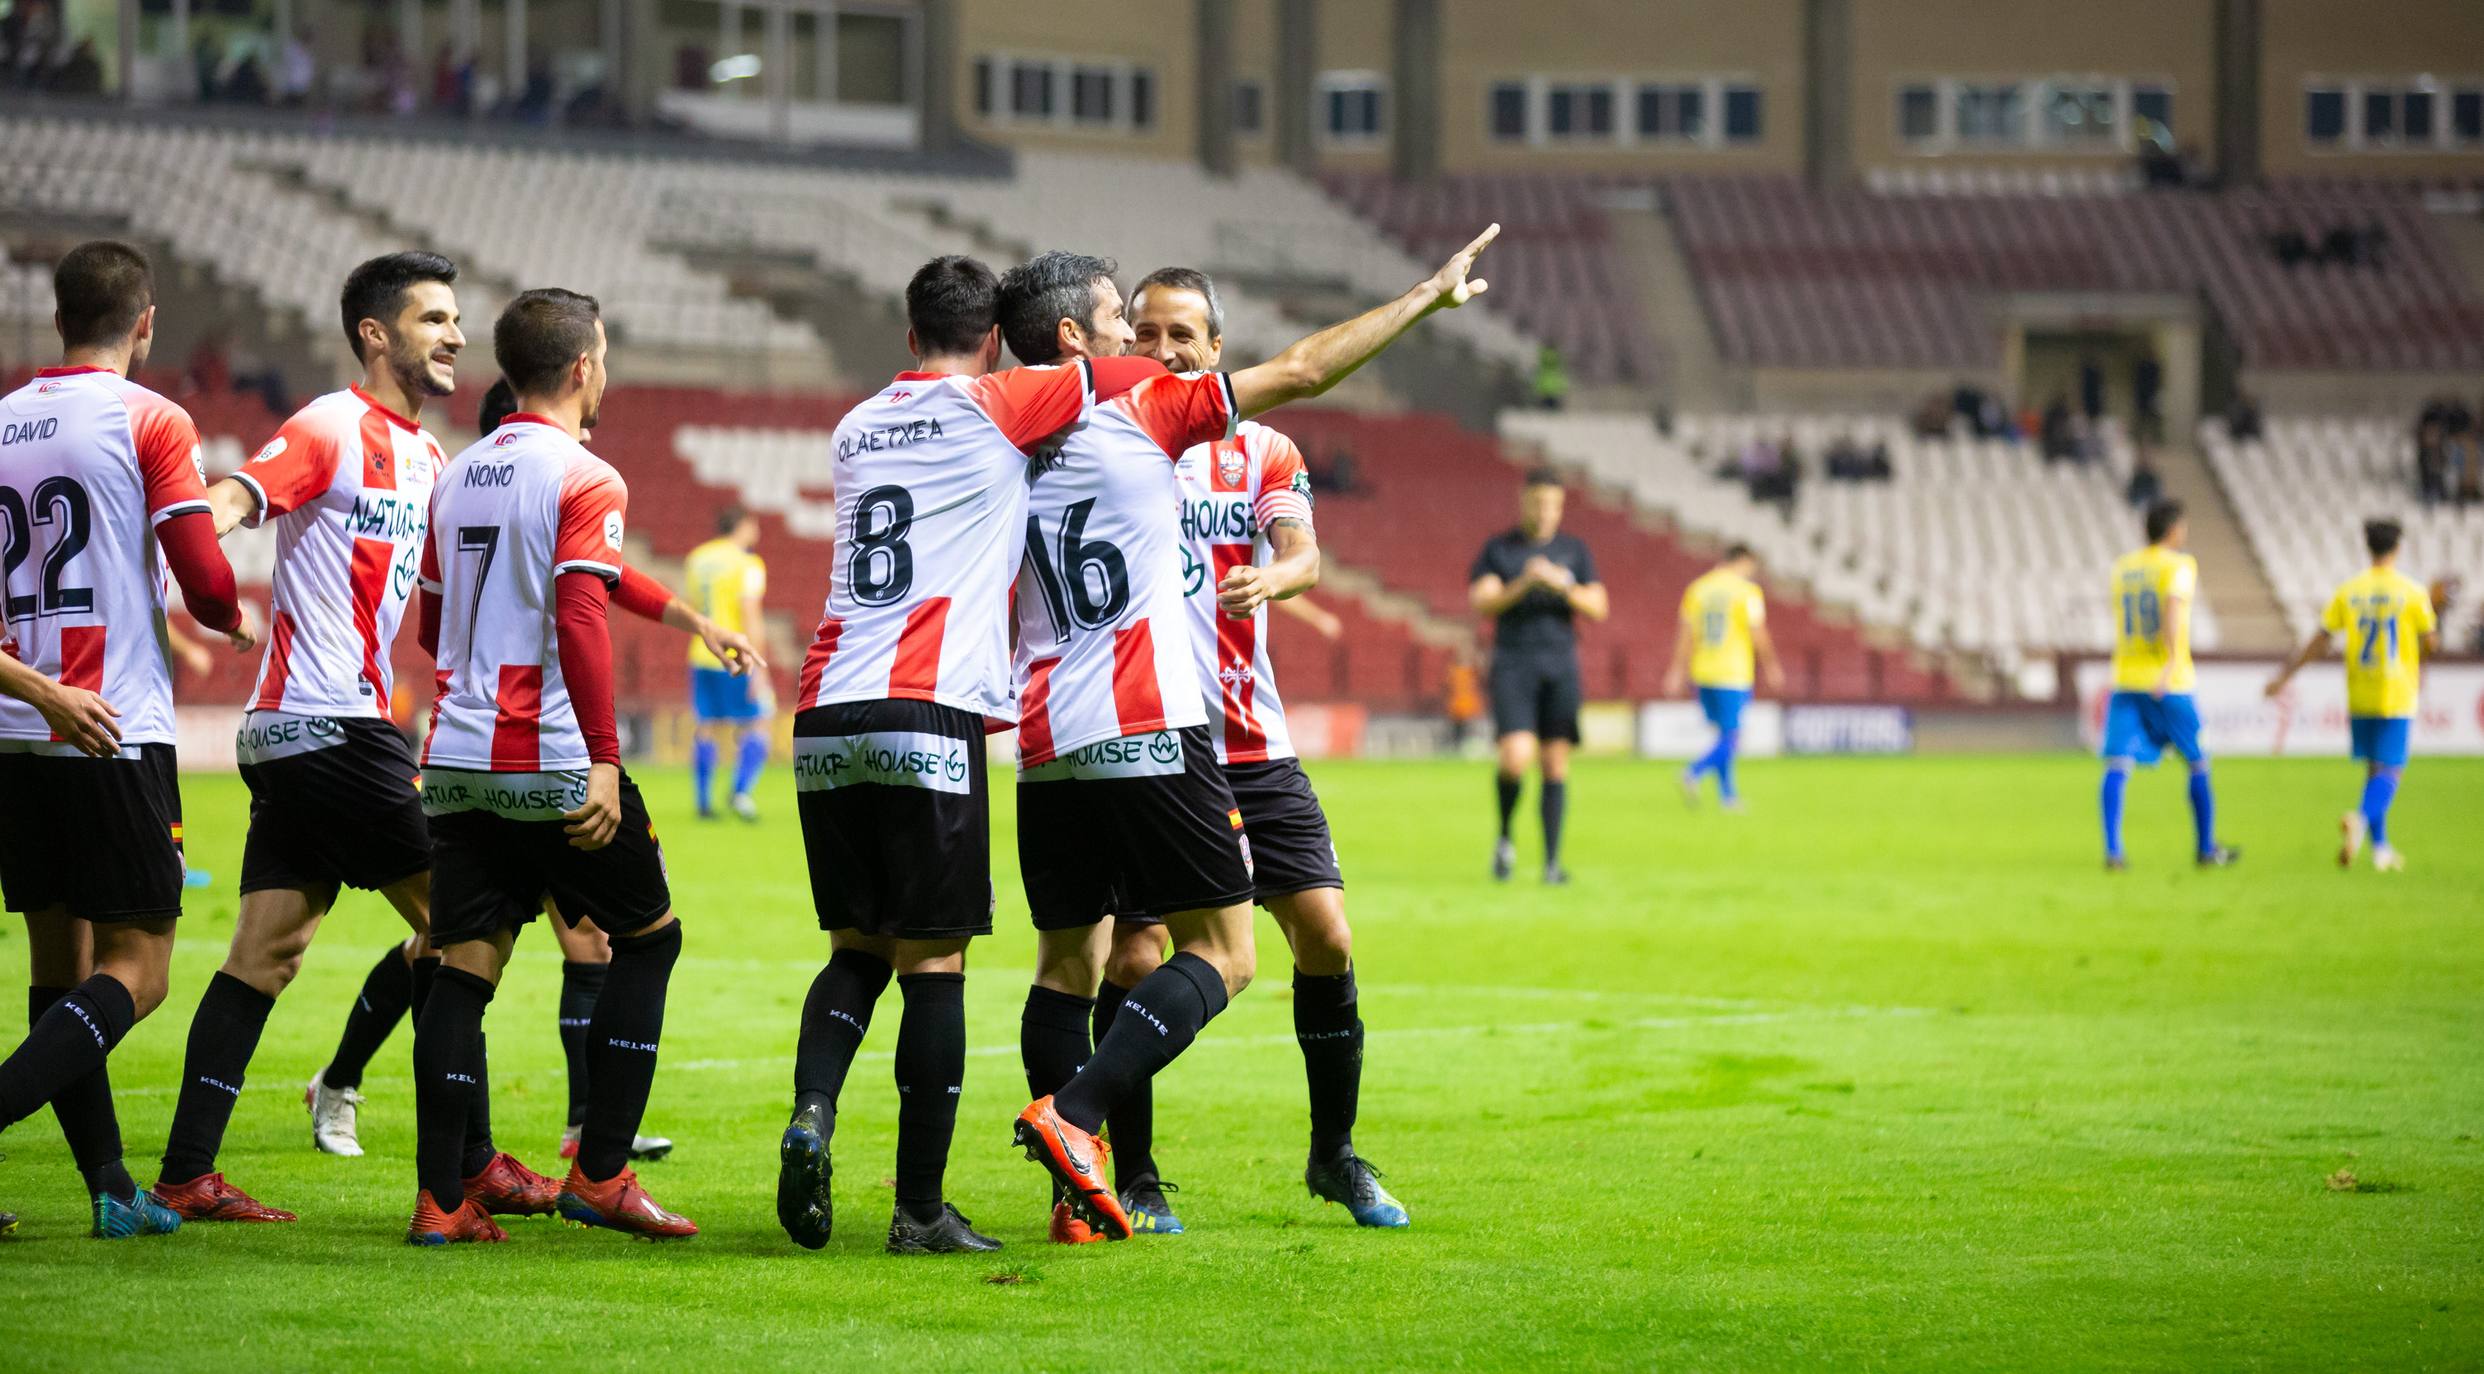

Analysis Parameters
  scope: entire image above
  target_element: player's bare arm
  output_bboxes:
[1468,569,1541,619]
[204,475,259,536]
[1229,224,1498,418]
[1275,593,1345,640]
[2264,628,2332,697]
[1661,616,1697,697]
[565,762,623,850]
[0,655,122,758]
[1752,620,1787,694]
[1219,515,1320,618]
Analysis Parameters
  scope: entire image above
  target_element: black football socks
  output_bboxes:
[892,972,966,1223]
[157,971,276,1185]
[25,984,133,1202]
[1541,779,1569,867]
[1294,968,1364,1159]
[1093,980,1157,1186]
[1019,985,1093,1205]
[413,966,492,1208]
[578,922,681,1183]
[793,946,893,1129]
[323,942,414,1092]
[1054,953,1227,1135]
[1495,774,1523,840]
[558,960,609,1128]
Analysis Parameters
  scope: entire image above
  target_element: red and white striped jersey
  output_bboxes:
[418,416,627,773]
[1012,370,1238,767]
[0,367,208,752]
[797,363,1110,724]
[1175,421,1314,765]
[238,387,442,718]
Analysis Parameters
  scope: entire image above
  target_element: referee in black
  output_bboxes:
[1467,468,1608,884]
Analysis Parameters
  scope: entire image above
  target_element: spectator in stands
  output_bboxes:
[2417,419,2451,508]
[2125,446,2163,510]
[1325,441,1363,495]
[277,28,316,107]
[2079,356,2104,421]
[1912,392,1950,440]
[49,35,98,95]
[2133,353,2163,444]
[2225,392,2264,443]
[1865,437,1892,480]
[1532,344,1570,411]
[181,332,233,399]
[2041,395,2078,463]
[1824,434,1864,481]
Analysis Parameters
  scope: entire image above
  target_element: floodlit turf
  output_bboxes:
[2,755,2479,1371]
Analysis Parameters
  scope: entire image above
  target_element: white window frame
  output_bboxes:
[1894,75,2176,156]
[2301,75,2484,153]
[1318,69,1388,146]
[974,52,1157,135]
[1232,77,1267,138]
[1483,74,1755,151]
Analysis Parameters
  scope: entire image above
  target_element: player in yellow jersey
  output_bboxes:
[2264,519,2448,871]
[1662,544,1784,810]
[684,507,771,819]
[2101,500,2240,870]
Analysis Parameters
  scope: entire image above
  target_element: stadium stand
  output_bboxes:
[2201,415,2484,649]
[1504,409,2208,680]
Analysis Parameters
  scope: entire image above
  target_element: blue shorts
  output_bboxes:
[1697,686,1750,732]
[2349,716,2411,767]
[2101,691,2205,766]
[691,666,762,723]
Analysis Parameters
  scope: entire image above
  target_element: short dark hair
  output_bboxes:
[1523,467,1564,490]
[2144,498,2185,544]
[52,240,152,349]
[1132,266,1223,341]
[905,254,999,359]
[477,377,517,431]
[997,251,1117,366]
[1724,543,1753,562]
[716,505,750,536]
[2365,518,2403,558]
[341,251,458,362]
[493,288,602,397]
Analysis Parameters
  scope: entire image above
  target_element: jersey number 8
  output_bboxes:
[848,485,915,607]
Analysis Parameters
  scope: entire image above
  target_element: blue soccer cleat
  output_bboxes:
[1119,1175,1184,1235]
[776,1104,832,1250]
[90,1188,182,1240]
[1305,1148,1409,1229]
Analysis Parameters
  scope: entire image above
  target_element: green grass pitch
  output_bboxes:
[2,755,2479,1371]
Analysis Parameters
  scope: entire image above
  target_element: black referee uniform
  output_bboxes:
[1469,528,1598,744]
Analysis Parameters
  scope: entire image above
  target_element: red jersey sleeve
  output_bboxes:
[126,391,210,526]
[961,363,1090,454]
[1250,427,1313,529]
[1121,372,1239,462]
[232,411,342,526]
[554,458,629,582]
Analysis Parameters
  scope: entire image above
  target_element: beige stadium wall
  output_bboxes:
[1846,0,2217,173]
[1432,0,1804,174]
[2256,0,2484,180]
[1310,0,1397,173]
[1229,0,1282,168]
[951,0,1199,161]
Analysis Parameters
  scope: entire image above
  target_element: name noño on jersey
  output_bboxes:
[420,419,627,773]
[0,367,209,751]
[240,387,443,718]
[1175,421,1312,765]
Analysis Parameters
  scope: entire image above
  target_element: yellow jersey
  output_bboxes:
[2109,545,2198,693]
[2322,566,2435,719]
[684,537,764,669]
[1680,568,1765,689]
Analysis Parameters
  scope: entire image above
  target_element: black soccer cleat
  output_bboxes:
[1542,863,1570,886]
[776,1104,832,1250]
[2196,845,2243,869]
[885,1202,1002,1255]
[1305,1146,1410,1228]
[1119,1175,1184,1235]
[1490,838,1515,882]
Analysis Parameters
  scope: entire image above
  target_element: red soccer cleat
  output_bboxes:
[463,1152,561,1217]
[1013,1097,1132,1241]
[151,1172,297,1223]
[1049,1200,1104,1245]
[406,1191,508,1246]
[555,1165,697,1240]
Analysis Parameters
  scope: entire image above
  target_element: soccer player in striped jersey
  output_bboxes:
[2264,519,2448,871]
[2100,500,2239,871]
[1664,545,1785,811]
[683,506,770,819]
[1002,228,1496,1241]
[1067,266,1405,1236]
[0,241,254,1238]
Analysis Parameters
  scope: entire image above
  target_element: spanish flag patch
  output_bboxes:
[1227,809,1244,830]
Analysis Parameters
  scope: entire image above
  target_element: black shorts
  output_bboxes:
[423,768,671,947]
[1229,758,1345,902]
[1020,726,1254,930]
[237,715,431,900]
[0,744,185,922]
[1490,652,1583,743]
[793,700,993,941]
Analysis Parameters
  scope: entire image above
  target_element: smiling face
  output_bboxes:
[1130,285,1221,373]
[1063,275,1134,360]
[378,280,464,398]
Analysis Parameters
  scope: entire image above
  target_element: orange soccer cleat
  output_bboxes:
[407,1191,508,1246]
[462,1152,561,1217]
[1049,1200,1104,1245]
[1013,1097,1132,1241]
[556,1165,698,1241]
[151,1172,297,1223]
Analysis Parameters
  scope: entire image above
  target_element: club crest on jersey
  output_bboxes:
[1217,445,1247,487]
